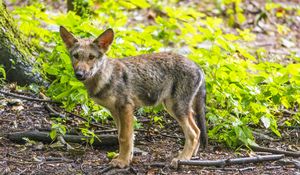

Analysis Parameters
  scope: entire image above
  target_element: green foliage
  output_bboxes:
[215,0,246,27]
[72,0,93,18]
[0,65,6,83]
[50,122,67,140]
[106,151,118,159]
[80,128,99,145]
[11,0,300,148]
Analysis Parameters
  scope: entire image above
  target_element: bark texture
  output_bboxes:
[0,1,45,85]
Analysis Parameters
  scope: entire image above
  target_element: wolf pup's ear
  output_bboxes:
[93,28,114,53]
[60,26,78,49]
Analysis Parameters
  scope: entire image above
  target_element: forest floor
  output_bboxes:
[1,0,300,174]
[0,89,299,175]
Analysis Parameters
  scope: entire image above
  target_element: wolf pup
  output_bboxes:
[60,26,208,168]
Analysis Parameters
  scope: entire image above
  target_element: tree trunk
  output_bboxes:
[0,1,45,86]
[67,0,75,12]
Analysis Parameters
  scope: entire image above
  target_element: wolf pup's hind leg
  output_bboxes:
[163,99,200,168]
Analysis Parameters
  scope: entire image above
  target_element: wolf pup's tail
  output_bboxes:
[195,71,208,149]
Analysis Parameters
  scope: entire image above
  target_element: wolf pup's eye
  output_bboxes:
[89,55,95,60]
[73,53,79,59]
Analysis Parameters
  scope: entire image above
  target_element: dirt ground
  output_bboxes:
[0,90,299,175]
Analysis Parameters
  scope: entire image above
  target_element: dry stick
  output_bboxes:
[45,104,66,118]
[136,128,185,139]
[57,135,75,150]
[177,154,285,167]
[99,165,113,174]
[278,159,300,169]
[252,131,278,141]
[250,145,300,157]
[0,89,56,103]
[94,129,118,134]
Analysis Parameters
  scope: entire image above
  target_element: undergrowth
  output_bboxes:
[10,0,300,147]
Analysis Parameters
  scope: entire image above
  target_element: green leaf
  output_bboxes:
[60,75,69,83]
[45,67,58,75]
[50,130,57,140]
[107,151,118,159]
[0,65,6,79]
[129,0,150,8]
[281,96,290,109]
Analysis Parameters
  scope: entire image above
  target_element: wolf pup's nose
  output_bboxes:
[75,71,85,80]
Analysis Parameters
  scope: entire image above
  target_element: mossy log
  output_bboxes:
[0,1,45,85]
[7,130,119,147]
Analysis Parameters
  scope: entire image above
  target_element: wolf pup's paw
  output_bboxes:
[109,158,130,168]
[170,158,179,169]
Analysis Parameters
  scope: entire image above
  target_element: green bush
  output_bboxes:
[11,0,300,147]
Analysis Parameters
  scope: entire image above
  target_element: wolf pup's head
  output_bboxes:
[60,26,114,81]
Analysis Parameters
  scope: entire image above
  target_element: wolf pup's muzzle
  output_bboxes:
[75,71,86,80]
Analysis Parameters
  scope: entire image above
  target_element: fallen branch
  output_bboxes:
[250,145,300,157]
[99,165,113,174]
[57,135,75,150]
[45,104,66,118]
[0,89,56,103]
[252,131,279,141]
[178,154,284,167]
[278,159,300,169]
[94,129,118,134]
[7,130,118,146]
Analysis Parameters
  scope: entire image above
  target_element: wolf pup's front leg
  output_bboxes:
[109,105,134,168]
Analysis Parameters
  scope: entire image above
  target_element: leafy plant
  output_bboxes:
[50,122,67,140]
[10,0,300,148]
[80,128,99,145]
[106,151,118,159]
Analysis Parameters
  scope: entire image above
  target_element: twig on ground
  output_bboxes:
[64,110,88,122]
[45,104,66,118]
[177,154,284,167]
[265,166,282,170]
[57,135,75,150]
[160,133,184,139]
[147,162,166,167]
[136,129,184,139]
[252,131,279,141]
[277,159,300,169]
[0,89,56,103]
[94,129,118,134]
[99,165,113,174]
[250,145,300,157]
[16,168,27,175]
[239,166,256,171]
[0,119,13,123]
[204,167,249,171]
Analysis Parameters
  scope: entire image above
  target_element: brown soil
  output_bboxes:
[0,90,299,175]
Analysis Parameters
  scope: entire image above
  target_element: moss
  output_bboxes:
[0,0,45,85]
[0,0,33,63]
